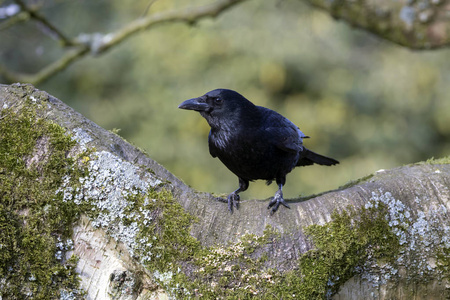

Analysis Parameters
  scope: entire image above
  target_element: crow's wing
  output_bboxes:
[261,107,307,153]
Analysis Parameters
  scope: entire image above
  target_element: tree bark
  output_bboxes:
[0,83,449,299]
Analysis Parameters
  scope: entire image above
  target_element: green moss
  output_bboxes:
[338,173,374,190]
[130,189,200,273]
[175,227,281,299]
[269,203,399,299]
[423,156,450,165]
[122,191,283,299]
[437,246,450,281]
[142,200,399,299]
[0,100,87,299]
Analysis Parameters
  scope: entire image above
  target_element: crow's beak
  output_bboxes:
[178,98,209,112]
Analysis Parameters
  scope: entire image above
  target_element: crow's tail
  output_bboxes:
[296,148,339,167]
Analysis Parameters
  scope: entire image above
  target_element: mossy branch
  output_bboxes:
[1,83,449,299]
[304,0,450,49]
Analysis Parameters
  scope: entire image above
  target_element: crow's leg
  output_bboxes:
[227,178,249,212]
[268,178,290,213]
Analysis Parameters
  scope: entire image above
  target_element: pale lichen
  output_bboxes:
[359,190,450,288]
[57,147,163,257]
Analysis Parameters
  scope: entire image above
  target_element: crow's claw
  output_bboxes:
[267,189,290,213]
[227,193,240,212]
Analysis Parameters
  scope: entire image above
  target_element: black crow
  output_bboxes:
[178,89,339,213]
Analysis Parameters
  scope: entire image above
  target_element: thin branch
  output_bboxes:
[0,11,29,31]
[0,46,88,85]
[13,0,74,46]
[79,0,247,54]
[141,0,158,18]
[1,0,247,85]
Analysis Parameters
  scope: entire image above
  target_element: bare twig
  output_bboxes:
[141,0,158,18]
[1,0,247,85]
[0,46,88,85]
[90,0,246,54]
[13,0,75,46]
[0,11,29,31]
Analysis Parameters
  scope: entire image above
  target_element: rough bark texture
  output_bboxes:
[0,83,449,299]
[305,0,450,49]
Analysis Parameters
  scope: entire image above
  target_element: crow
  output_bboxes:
[178,89,339,213]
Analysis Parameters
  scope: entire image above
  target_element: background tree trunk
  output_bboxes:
[1,83,449,299]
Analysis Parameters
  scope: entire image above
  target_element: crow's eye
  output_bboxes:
[214,97,223,105]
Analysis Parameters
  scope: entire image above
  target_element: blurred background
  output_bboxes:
[1,0,449,200]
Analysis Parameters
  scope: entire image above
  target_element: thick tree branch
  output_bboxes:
[304,0,450,49]
[1,83,449,299]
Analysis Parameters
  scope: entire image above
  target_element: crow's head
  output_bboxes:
[178,89,255,128]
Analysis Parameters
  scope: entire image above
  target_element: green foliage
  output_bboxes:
[0,102,86,299]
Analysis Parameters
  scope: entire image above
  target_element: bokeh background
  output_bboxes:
[1,0,449,200]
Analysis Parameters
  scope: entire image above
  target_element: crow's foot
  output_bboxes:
[215,197,228,203]
[227,192,240,212]
[267,189,290,213]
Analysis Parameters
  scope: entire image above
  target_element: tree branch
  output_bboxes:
[0,46,89,85]
[0,11,29,31]
[1,0,247,85]
[85,0,246,54]
[13,0,74,46]
[1,83,449,299]
[304,0,450,49]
